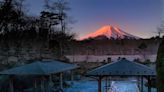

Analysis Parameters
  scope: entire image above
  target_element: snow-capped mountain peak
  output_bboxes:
[80,25,140,40]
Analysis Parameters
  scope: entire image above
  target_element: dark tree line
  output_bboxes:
[156,38,164,92]
[156,23,164,92]
[0,0,75,64]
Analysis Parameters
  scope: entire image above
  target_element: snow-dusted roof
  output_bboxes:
[86,59,156,76]
[0,60,78,75]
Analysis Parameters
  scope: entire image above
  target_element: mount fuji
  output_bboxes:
[80,25,140,40]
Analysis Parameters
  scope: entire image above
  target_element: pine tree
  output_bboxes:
[156,38,164,92]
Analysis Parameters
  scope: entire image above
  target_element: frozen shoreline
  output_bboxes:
[66,54,157,62]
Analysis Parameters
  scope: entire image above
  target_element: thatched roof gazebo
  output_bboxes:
[0,61,78,75]
[86,58,156,92]
[0,60,78,92]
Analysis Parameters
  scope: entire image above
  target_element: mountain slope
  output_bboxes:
[80,25,140,40]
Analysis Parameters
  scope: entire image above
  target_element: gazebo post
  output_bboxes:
[105,77,108,92]
[34,78,37,92]
[98,76,102,92]
[49,74,52,83]
[47,75,52,92]
[60,72,63,90]
[41,76,45,92]
[9,76,14,92]
[147,76,151,92]
[137,77,140,91]
[141,76,144,92]
[71,70,74,82]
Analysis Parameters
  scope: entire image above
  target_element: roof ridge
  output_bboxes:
[87,60,119,74]
[130,60,155,71]
[37,62,48,75]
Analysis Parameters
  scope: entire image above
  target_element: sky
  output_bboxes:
[25,0,163,39]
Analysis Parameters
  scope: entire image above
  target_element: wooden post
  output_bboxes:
[147,76,151,92]
[60,72,63,90]
[48,75,52,92]
[141,76,143,92]
[105,77,108,92]
[71,70,74,85]
[49,75,52,82]
[98,77,102,92]
[137,77,140,91]
[9,76,14,92]
[34,79,37,92]
[71,70,74,81]
[41,77,45,92]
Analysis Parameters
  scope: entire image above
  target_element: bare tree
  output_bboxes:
[42,0,75,59]
[44,0,71,32]
[156,23,164,37]
[137,42,148,61]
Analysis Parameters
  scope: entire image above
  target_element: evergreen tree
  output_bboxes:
[156,38,164,92]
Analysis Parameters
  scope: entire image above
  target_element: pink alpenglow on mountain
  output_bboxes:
[80,25,140,40]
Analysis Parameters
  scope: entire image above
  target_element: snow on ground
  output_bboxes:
[64,80,157,92]
[64,80,99,92]
[109,81,139,92]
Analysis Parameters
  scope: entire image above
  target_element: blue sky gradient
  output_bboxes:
[25,0,163,39]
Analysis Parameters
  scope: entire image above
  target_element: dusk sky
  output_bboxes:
[25,0,163,39]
